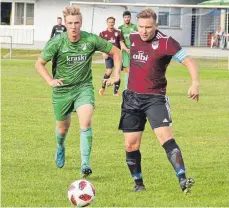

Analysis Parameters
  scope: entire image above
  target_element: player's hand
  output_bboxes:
[125,49,130,54]
[104,77,120,86]
[102,53,109,60]
[188,82,199,102]
[48,79,64,88]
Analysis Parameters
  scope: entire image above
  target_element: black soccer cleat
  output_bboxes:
[180,178,195,194]
[132,184,146,192]
[81,167,92,178]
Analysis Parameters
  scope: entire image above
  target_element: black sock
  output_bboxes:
[114,80,121,94]
[162,139,186,182]
[102,74,110,89]
[126,150,143,186]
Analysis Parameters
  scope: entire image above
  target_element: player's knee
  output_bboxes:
[125,143,139,152]
[80,121,91,129]
[57,127,69,136]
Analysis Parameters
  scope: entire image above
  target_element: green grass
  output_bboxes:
[1,59,229,207]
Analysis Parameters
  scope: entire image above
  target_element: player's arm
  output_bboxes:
[169,37,199,101]
[120,41,130,53]
[181,57,199,101]
[119,29,130,53]
[35,57,64,87]
[35,37,64,87]
[106,45,122,85]
[99,32,109,59]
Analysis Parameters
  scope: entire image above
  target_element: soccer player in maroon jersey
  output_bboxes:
[118,9,199,193]
[99,17,128,96]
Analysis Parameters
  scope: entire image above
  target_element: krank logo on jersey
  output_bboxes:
[132,51,149,63]
[67,55,87,65]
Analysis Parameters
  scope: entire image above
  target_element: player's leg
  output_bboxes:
[55,118,71,168]
[119,90,147,191]
[99,57,113,96]
[113,56,121,96]
[53,91,74,168]
[74,87,95,177]
[145,95,194,193]
[124,132,146,192]
[122,51,130,89]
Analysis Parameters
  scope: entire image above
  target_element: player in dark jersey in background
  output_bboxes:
[119,9,199,193]
[50,17,67,38]
[99,17,127,96]
[35,6,122,177]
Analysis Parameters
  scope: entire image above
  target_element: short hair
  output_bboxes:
[107,16,115,22]
[123,11,131,17]
[63,5,82,21]
[136,8,157,22]
[57,17,62,20]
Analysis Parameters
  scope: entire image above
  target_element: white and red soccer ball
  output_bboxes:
[67,180,95,207]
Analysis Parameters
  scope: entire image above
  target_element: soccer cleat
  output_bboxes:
[81,167,92,178]
[99,88,105,95]
[180,178,195,194]
[113,92,120,96]
[132,184,146,192]
[55,145,65,168]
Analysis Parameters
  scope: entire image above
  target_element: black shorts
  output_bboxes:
[105,57,114,69]
[118,90,172,132]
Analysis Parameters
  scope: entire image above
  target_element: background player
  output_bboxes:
[99,16,127,96]
[50,17,67,38]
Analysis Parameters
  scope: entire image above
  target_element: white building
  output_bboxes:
[0,0,228,49]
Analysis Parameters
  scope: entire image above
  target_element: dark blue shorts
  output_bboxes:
[118,90,172,132]
[105,57,114,69]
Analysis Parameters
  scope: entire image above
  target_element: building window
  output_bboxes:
[159,11,169,27]
[1,2,12,25]
[14,3,24,25]
[158,8,182,28]
[1,2,34,26]
[26,4,34,25]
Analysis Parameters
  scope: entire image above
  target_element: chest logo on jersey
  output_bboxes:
[66,55,87,65]
[132,51,149,63]
[81,44,87,51]
[108,37,115,44]
[152,41,159,50]
[115,32,118,37]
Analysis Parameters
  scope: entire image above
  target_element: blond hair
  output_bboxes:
[63,5,82,21]
[136,8,157,22]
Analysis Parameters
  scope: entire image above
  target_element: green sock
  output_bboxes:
[124,72,129,89]
[80,127,92,169]
[56,130,67,147]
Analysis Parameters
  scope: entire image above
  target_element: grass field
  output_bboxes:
[1,56,229,207]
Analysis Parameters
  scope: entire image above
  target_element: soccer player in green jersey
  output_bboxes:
[118,11,138,89]
[35,6,122,177]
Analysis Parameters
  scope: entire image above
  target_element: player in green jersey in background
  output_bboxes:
[118,11,138,89]
[35,5,122,177]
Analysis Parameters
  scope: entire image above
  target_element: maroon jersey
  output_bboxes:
[128,30,182,95]
[99,29,123,49]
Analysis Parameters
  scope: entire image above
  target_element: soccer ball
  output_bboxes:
[67,179,95,207]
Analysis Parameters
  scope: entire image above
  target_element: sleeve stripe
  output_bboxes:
[172,48,188,63]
